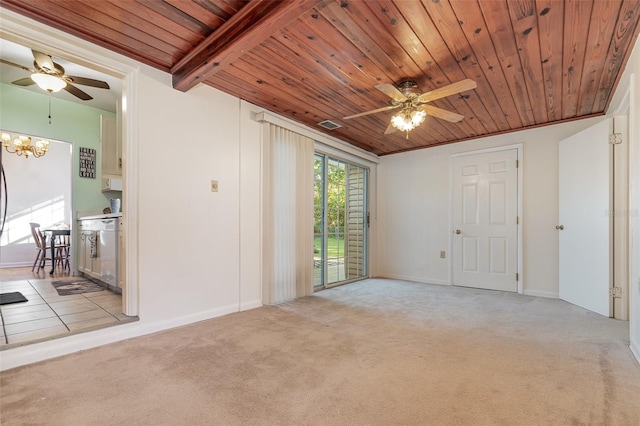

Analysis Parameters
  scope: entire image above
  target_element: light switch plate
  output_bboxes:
[211,180,219,192]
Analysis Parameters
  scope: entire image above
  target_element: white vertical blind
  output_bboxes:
[263,125,314,304]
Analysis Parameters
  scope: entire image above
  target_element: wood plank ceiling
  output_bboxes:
[2,0,640,156]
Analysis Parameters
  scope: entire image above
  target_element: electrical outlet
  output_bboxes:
[211,180,219,192]
[440,251,446,259]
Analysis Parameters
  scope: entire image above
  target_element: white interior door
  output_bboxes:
[452,149,518,292]
[558,120,611,317]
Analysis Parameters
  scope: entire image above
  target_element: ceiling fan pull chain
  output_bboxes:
[48,91,52,124]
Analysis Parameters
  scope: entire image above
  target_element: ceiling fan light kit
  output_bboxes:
[4,49,110,101]
[343,78,477,138]
[30,72,67,92]
[391,108,426,133]
[1,132,50,158]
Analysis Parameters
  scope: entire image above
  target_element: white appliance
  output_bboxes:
[78,217,119,291]
[98,218,118,288]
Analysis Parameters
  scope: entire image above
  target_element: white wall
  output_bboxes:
[133,73,243,321]
[376,116,604,297]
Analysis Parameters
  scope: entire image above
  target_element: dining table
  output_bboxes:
[43,226,71,275]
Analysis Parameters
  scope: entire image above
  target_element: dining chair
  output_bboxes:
[29,222,50,272]
[55,233,71,271]
[29,222,69,272]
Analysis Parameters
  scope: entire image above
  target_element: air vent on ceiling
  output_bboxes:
[318,120,341,130]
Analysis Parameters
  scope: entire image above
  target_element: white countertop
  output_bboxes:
[78,213,123,220]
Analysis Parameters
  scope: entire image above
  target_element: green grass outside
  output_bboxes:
[314,235,344,259]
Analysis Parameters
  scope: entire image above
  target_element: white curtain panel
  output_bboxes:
[262,124,314,304]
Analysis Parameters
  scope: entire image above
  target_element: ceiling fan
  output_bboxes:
[1,49,110,100]
[343,78,477,138]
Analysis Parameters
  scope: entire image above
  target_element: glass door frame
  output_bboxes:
[314,151,369,290]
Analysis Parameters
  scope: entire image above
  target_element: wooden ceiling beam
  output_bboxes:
[171,0,324,92]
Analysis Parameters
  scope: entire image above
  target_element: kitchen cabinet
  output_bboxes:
[100,114,121,177]
[102,177,123,192]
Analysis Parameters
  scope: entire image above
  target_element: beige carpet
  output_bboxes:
[1,279,639,425]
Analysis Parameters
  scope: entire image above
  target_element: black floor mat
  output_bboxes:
[0,292,28,305]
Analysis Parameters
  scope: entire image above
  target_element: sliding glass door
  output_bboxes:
[314,153,368,289]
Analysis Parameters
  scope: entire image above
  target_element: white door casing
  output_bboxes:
[452,148,519,292]
[612,116,629,320]
[558,120,611,317]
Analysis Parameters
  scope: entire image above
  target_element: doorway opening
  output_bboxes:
[558,117,629,319]
[0,135,72,262]
[0,29,137,350]
[314,153,368,290]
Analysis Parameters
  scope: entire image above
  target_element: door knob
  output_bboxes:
[556,225,564,230]
[455,229,461,234]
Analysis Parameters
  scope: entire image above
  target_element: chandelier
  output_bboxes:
[390,107,427,137]
[1,132,50,158]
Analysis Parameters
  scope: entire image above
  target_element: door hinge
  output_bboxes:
[516,216,519,225]
[516,159,519,168]
[609,287,622,298]
[367,212,370,228]
[516,273,519,281]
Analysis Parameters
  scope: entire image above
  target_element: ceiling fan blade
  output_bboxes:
[375,83,407,102]
[343,104,400,120]
[64,83,93,101]
[383,122,397,134]
[416,79,477,103]
[65,75,110,89]
[0,58,36,73]
[11,77,36,87]
[32,49,55,72]
[423,105,465,122]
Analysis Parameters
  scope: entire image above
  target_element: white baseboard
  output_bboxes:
[631,338,640,365]
[0,262,32,268]
[523,289,559,299]
[373,274,450,286]
[0,303,240,371]
[375,275,560,298]
[240,299,262,311]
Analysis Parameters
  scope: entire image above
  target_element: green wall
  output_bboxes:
[0,82,116,216]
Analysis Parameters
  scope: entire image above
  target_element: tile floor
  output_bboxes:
[1,277,135,349]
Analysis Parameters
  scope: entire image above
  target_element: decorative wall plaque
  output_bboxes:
[79,147,96,178]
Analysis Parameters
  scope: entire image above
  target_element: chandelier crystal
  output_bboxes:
[1,132,50,158]
[391,107,427,134]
